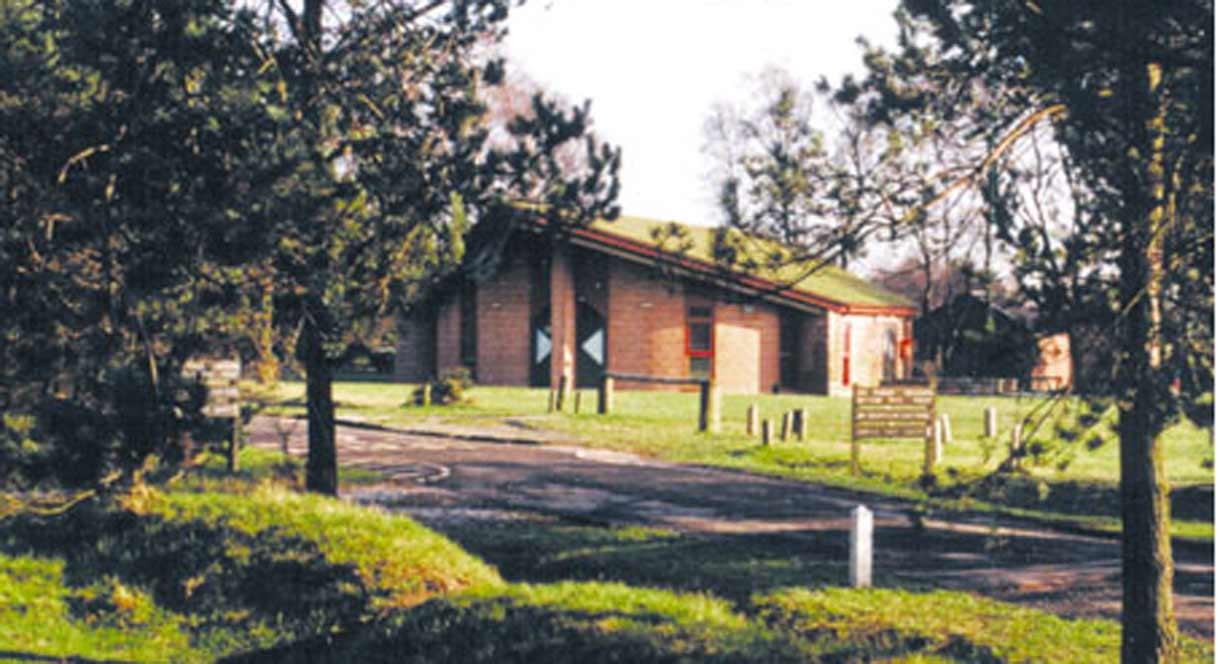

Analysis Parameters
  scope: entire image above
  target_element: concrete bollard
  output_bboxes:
[598,376,614,415]
[933,419,943,464]
[421,383,433,407]
[939,413,952,444]
[780,411,792,441]
[849,505,874,588]
[1011,422,1024,468]
[761,419,773,446]
[984,406,997,438]
[746,404,759,436]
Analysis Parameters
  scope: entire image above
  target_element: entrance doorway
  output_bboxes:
[530,303,607,388]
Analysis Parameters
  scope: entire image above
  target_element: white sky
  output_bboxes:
[502,0,902,225]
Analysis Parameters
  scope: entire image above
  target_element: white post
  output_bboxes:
[849,505,874,588]
[984,406,997,438]
[939,413,952,444]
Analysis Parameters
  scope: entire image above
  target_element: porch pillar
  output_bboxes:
[550,243,577,401]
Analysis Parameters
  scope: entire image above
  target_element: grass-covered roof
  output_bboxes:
[585,215,914,311]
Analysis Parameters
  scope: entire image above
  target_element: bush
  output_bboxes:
[410,368,474,406]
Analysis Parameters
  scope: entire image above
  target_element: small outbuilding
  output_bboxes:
[395,216,918,395]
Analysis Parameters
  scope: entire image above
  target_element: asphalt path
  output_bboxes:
[248,417,1214,638]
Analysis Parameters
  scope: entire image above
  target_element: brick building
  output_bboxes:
[395,216,917,396]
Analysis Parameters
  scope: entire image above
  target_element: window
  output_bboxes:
[687,304,713,378]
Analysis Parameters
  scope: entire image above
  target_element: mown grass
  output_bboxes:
[1,447,1211,662]
[0,449,500,661]
[270,382,1215,540]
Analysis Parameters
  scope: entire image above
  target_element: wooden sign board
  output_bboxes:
[183,357,241,419]
[851,384,934,442]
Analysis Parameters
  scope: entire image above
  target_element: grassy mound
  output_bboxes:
[754,587,1213,663]
[0,480,500,661]
[229,581,808,663]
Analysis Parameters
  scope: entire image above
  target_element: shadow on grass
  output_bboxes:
[0,503,378,652]
[940,475,1214,523]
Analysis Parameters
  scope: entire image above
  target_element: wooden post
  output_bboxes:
[932,418,943,465]
[698,380,721,433]
[1011,422,1024,469]
[547,388,556,413]
[849,505,874,588]
[556,375,568,412]
[984,406,997,438]
[746,404,759,436]
[228,418,240,473]
[794,408,807,441]
[939,413,952,444]
[923,423,937,477]
[574,390,582,414]
[780,411,791,441]
[598,375,614,415]
[851,436,861,476]
[761,419,773,446]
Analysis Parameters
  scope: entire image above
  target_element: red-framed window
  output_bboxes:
[686,304,714,379]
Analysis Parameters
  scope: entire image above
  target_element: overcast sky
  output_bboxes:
[501,0,902,225]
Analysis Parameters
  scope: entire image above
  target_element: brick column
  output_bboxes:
[549,243,576,393]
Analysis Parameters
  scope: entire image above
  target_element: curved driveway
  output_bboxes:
[248,417,1213,638]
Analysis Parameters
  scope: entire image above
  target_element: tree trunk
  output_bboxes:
[1117,59,1176,664]
[302,321,338,495]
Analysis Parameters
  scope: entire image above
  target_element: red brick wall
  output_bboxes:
[394,309,435,381]
[435,297,463,375]
[1031,333,1072,390]
[550,244,577,389]
[827,312,910,395]
[606,259,688,391]
[476,259,531,385]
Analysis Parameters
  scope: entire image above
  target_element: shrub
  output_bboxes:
[410,368,474,406]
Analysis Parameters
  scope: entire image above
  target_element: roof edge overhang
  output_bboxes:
[524,220,916,317]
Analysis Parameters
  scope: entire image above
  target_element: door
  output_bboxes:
[575,302,606,388]
[529,303,607,388]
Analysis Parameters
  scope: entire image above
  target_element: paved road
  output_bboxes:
[249,417,1214,638]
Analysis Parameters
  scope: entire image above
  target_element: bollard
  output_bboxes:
[556,375,569,412]
[421,383,433,407]
[547,388,556,413]
[574,390,582,414]
[746,404,759,436]
[932,419,943,464]
[228,418,240,473]
[598,376,614,415]
[761,419,773,446]
[939,413,952,444]
[849,505,874,588]
[795,408,808,441]
[984,406,997,438]
[780,411,792,441]
[698,380,721,433]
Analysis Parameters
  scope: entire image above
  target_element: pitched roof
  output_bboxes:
[568,215,915,315]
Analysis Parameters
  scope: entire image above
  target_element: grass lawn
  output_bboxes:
[267,381,1215,541]
[6,447,1207,662]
